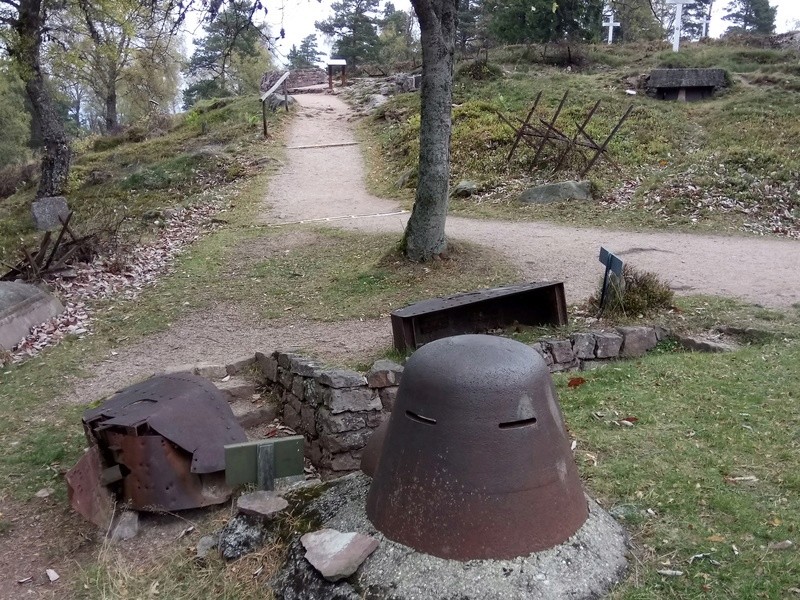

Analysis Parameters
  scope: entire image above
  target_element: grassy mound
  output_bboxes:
[365,41,800,237]
[0,96,281,264]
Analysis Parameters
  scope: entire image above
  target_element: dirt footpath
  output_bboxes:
[265,93,800,309]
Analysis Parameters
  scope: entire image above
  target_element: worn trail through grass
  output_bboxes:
[264,93,800,309]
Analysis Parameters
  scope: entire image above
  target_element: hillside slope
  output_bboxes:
[363,41,800,239]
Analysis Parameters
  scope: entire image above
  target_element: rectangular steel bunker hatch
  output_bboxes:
[390,281,567,352]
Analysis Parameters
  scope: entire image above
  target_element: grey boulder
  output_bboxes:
[301,528,378,582]
[519,181,592,204]
[31,196,70,230]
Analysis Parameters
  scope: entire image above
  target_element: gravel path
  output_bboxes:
[265,93,800,309]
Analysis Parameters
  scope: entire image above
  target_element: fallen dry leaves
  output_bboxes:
[8,203,223,364]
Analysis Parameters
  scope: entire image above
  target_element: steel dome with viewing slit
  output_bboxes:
[366,334,588,561]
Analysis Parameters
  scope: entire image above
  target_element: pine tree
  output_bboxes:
[609,0,666,42]
[315,0,382,67]
[486,0,602,45]
[456,0,481,54]
[723,0,776,35]
[683,0,714,39]
[183,0,267,108]
[287,34,323,68]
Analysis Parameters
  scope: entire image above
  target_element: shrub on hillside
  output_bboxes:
[592,264,674,317]
[0,161,37,200]
[456,60,503,81]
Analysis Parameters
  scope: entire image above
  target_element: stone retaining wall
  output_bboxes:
[253,326,668,478]
[255,351,403,480]
[260,68,327,93]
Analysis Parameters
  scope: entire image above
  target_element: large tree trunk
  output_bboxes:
[12,0,71,198]
[403,0,458,261]
[104,82,119,133]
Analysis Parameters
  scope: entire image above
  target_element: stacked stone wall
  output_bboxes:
[250,326,671,478]
[255,352,403,479]
[260,68,327,94]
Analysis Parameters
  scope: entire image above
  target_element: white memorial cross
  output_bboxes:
[700,14,711,38]
[603,9,620,45]
[666,0,694,52]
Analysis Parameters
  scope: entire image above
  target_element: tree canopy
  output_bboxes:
[485,0,603,45]
[315,0,382,67]
[0,61,31,169]
[723,0,776,35]
[287,34,323,68]
[183,0,272,108]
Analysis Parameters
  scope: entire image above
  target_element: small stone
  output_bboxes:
[109,510,139,542]
[194,363,227,379]
[237,491,289,519]
[677,334,736,353]
[46,569,60,582]
[289,356,323,377]
[518,181,592,204]
[196,534,218,559]
[304,378,320,406]
[215,377,256,400]
[218,514,266,560]
[277,351,301,370]
[292,376,306,400]
[283,402,302,431]
[34,488,53,498]
[451,180,478,198]
[366,360,404,388]
[378,387,398,412]
[322,387,381,414]
[0,282,64,352]
[318,409,367,434]
[331,453,362,472]
[317,369,367,389]
[301,528,379,582]
[594,332,623,359]
[617,326,658,358]
[255,351,279,382]
[767,540,794,551]
[31,196,69,230]
[547,339,575,364]
[226,355,255,375]
[301,405,317,434]
[571,333,596,360]
[323,428,373,453]
[530,342,554,366]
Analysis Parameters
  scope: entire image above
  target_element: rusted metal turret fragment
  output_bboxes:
[71,373,247,514]
[366,334,588,560]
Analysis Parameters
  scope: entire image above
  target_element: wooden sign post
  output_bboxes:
[598,246,625,311]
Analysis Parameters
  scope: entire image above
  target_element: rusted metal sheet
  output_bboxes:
[65,445,115,528]
[110,434,230,511]
[366,334,588,561]
[390,282,567,352]
[77,373,247,513]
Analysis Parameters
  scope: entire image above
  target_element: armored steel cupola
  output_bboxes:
[365,334,588,561]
